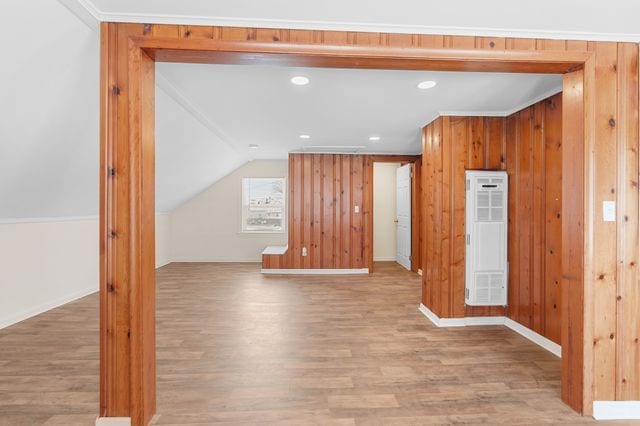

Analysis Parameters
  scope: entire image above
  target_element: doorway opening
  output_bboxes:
[373,161,418,272]
[100,24,594,423]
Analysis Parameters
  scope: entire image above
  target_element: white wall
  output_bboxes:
[0,215,171,329]
[373,163,400,261]
[0,219,98,329]
[156,213,172,268]
[170,160,288,262]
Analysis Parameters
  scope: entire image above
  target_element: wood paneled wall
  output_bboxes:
[421,94,563,344]
[101,22,640,420]
[505,93,563,344]
[421,116,507,319]
[287,153,366,269]
[263,153,421,271]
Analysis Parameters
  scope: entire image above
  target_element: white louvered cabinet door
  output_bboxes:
[465,171,508,306]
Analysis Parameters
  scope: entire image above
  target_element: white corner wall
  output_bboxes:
[155,213,171,268]
[170,160,288,262]
[0,219,98,329]
[373,163,400,261]
[0,215,172,330]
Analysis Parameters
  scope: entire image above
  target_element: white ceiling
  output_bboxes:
[0,0,244,219]
[0,0,99,219]
[3,0,590,220]
[157,63,561,158]
[82,0,640,42]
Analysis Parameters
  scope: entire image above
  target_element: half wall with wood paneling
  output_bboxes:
[505,93,563,344]
[421,92,563,345]
[262,153,421,271]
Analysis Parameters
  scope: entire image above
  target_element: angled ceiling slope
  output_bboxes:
[0,0,247,220]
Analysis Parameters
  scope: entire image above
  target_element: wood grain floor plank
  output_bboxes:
[0,262,599,425]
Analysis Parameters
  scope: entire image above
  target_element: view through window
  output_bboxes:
[241,178,285,233]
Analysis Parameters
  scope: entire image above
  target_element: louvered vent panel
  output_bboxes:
[475,274,490,303]
[465,171,508,307]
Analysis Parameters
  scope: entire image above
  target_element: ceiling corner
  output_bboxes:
[56,0,102,30]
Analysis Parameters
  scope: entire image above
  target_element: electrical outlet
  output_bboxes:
[354,205,360,213]
[302,246,308,257]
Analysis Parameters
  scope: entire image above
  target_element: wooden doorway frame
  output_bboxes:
[100,23,631,425]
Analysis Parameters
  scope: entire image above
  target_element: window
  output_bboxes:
[241,178,285,233]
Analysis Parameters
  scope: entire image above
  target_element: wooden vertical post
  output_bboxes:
[100,22,157,426]
[561,68,587,414]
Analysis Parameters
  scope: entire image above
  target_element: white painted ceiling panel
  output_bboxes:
[0,0,99,219]
[1,0,564,220]
[155,88,245,213]
[0,0,248,219]
[157,63,561,158]
[86,0,640,41]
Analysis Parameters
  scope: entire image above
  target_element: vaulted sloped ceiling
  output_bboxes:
[0,0,100,219]
[1,0,565,220]
[0,0,247,219]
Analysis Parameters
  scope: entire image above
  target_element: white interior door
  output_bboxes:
[396,164,411,270]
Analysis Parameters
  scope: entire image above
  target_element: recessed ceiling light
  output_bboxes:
[417,80,437,90]
[299,134,311,139]
[369,136,381,141]
[291,76,310,86]
[248,144,259,149]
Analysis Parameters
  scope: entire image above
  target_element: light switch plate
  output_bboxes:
[354,205,360,213]
[603,201,616,222]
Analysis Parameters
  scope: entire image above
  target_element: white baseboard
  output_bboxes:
[373,257,397,261]
[593,401,640,420]
[504,317,562,358]
[419,304,504,327]
[0,286,98,330]
[155,259,173,268]
[418,304,561,358]
[261,268,369,275]
[96,417,131,426]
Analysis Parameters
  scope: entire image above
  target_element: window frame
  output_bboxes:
[240,177,287,234]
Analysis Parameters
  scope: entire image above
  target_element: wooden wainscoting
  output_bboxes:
[421,93,564,346]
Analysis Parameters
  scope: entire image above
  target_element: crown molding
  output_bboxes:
[68,0,640,43]
[57,0,246,160]
[56,0,100,29]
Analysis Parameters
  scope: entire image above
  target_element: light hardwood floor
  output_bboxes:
[0,262,607,425]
